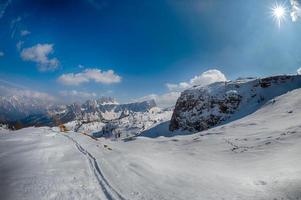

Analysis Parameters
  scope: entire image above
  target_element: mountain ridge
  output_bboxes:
[170,74,301,132]
[3,98,157,129]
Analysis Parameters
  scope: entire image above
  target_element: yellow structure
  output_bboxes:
[59,125,68,132]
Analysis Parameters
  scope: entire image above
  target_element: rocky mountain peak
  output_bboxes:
[170,75,301,132]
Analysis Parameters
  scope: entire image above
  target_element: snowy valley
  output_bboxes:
[1,75,301,200]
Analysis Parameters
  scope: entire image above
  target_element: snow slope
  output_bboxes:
[1,88,301,199]
[0,127,107,200]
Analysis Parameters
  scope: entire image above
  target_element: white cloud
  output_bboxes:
[20,43,59,71]
[58,68,122,85]
[20,30,31,36]
[291,0,301,21]
[20,90,56,101]
[0,51,4,57]
[0,85,56,103]
[58,73,89,86]
[85,69,121,84]
[166,69,227,92]
[166,82,190,92]
[190,69,227,85]
[138,92,181,108]
[59,90,98,103]
[297,67,301,75]
[60,90,96,98]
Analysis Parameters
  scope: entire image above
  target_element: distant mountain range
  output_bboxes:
[0,85,173,137]
[1,96,157,129]
[0,95,52,122]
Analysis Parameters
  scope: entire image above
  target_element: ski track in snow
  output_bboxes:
[3,87,301,199]
[59,132,127,200]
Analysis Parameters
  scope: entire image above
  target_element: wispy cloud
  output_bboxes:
[58,68,122,85]
[20,30,31,36]
[60,90,97,98]
[166,82,190,92]
[0,0,11,19]
[0,85,56,103]
[291,0,301,21]
[10,16,22,39]
[16,41,24,50]
[20,43,59,71]
[166,69,227,92]
[0,51,4,57]
[138,92,181,108]
[59,90,97,102]
[0,78,27,90]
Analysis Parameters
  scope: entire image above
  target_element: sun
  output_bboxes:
[271,2,287,28]
[273,6,285,18]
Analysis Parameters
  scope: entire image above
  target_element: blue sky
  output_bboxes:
[1,0,301,106]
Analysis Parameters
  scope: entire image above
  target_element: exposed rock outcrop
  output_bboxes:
[170,75,301,132]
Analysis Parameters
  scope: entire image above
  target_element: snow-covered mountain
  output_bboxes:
[0,94,52,122]
[62,106,173,139]
[96,97,119,105]
[18,98,157,127]
[0,84,56,123]
[58,100,173,139]
[0,91,172,138]
[1,86,301,200]
[92,107,172,138]
[170,75,301,132]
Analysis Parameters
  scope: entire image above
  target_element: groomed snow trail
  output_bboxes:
[60,133,127,200]
[0,127,104,200]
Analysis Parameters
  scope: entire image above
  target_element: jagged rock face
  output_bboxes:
[96,97,118,105]
[92,107,173,139]
[17,99,157,128]
[170,75,301,132]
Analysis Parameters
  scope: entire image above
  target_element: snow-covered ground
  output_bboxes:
[0,127,107,200]
[1,88,301,199]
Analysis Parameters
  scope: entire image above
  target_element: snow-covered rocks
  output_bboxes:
[53,99,156,122]
[170,75,301,132]
[92,106,173,138]
[0,124,9,133]
[48,99,171,139]
[63,106,173,139]
[16,99,157,128]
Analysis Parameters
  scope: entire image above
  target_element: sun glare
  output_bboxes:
[271,3,287,28]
